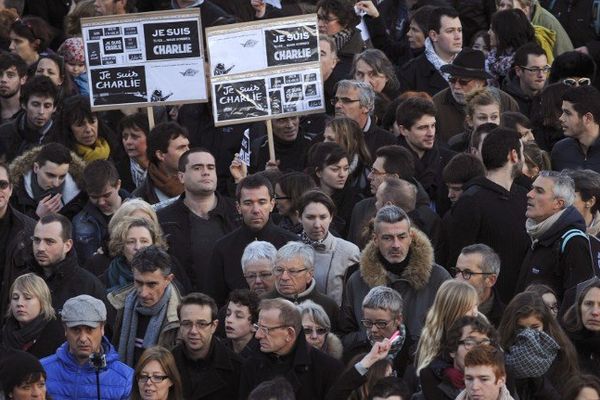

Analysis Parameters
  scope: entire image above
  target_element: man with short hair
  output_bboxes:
[133,121,190,204]
[433,48,519,144]
[158,148,239,292]
[27,213,107,312]
[552,85,600,172]
[206,174,297,307]
[459,344,514,400]
[110,245,181,367]
[241,241,277,296]
[517,171,595,303]
[375,177,417,214]
[399,7,463,96]
[442,153,486,205]
[239,298,344,400]
[320,34,338,114]
[172,292,242,399]
[0,75,57,161]
[10,143,86,220]
[446,128,530,302]
[453,244,505,326]
[341,205,450,341]
[41,295,133,399]
[0,52,27,124]
[263,241,339,330]
[72,160,127,263]
[333,80,396,157]
[503,43,549,117]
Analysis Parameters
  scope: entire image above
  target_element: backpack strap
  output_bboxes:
[560,229,589,254]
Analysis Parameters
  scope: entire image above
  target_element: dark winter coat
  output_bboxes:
[419,357,464,400]
[502,73,534,118]
[1,315,64,359]
[398,55,448,97]
[363,118,397,160]
[567,329,600,379]
[250,132,313,174]
[551,135,600,173]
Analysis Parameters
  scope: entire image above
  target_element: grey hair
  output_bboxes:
[275,241,315,271]
[362,286,404,318]
[297,300,331,330]
[241,241,277,271]
[460,243,501,275]
[319,34,337,57]
[374,205,411,233]
[336,79,375,112]
[538,170,576,207]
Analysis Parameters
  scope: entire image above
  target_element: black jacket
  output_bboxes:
[517,205,595,303]
[157,192,240,291]
[239,334,344,400]
[172,337,242,400]
[551,135,600,173]
[446,177,530,303]
[131,173,161,205]
[0,206,35,326]
[250,132,313,174]
[502,73,534,118]
[418,357,463,400]
[363,119,397,162]
[0,112,55,162]
[567,329,600,379]
[398,55,448,97]
[206,220,298,306]
[0,316,64,359]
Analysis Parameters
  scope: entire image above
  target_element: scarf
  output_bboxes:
[301,231,327,251]
[505,328,559,379]
[106,255,133,294]
[118,284,171,365]
[147,162,184,198]
[368,323,407,364]
[587,211,600,237]
[424,38,451,82]
[332,28,354,53]
[129,158,147,188]
[485,48,515,87]
[443,366,465,389]
[31,171,65,203]
[75,137,111,161]
[18,112,53,144]
[525,208,566,244]
[1,315,48,351]
[456,385,514,400]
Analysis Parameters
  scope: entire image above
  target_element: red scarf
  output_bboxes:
[444,367,465,389]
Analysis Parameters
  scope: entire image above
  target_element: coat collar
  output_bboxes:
[359,228,434,290]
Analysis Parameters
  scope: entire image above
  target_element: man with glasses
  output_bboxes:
[552,85,600,172]
[263,241,339,331]
[332,79,396,157]
[171,292,242,399]
[452,244,505,326]
[503,43,549,118]
[240,298,343,400]
[433,48,519,144]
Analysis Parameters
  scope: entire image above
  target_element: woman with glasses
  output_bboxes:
[132,346,183,400]
[562,278,600,379]
[298,300,342,360]
[297,190,360,306]
[498,291,579,399]
[524,283,560,317]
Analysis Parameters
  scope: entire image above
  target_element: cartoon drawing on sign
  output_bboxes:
[180,68,200,76]
[214,63,235,76]
[241,39,258,48]
[151,89,173,102]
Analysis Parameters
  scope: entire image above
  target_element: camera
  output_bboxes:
[89,353,107,370]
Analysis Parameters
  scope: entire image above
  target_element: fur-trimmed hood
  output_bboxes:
[324,332,343,360]
[8,145,86,189]
[359,228,434,290]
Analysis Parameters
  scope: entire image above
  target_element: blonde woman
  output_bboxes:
[415,280,480,374]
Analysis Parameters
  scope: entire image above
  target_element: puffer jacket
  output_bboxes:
[41,337,133,400]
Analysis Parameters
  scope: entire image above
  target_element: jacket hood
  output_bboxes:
[9,145,86,189]
[360,228,434,290]
[324,332,343,360]
[502,73,530,102]
[538,205,587,245]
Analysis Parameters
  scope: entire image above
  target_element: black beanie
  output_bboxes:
[0,350,46,394]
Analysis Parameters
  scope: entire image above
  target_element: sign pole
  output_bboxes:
[266,119,276,163]
[147,107,155,130]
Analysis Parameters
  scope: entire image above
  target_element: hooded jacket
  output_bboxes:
[9,146,87,220]
[41,337,133,400]
[502,72,534,118]
[531,3,574,55]
[340,228,450,344]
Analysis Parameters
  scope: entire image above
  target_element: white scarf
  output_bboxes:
[525,208,566,244]
[424,38,452,83]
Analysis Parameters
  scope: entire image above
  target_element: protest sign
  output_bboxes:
[206,14,324,127]
[81,9,207,111]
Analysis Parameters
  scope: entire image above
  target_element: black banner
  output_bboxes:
[215,79,268,121]
[103,38,123,54]
[264,26,317,67]
[91,66,147,105]
[143,21,200,60]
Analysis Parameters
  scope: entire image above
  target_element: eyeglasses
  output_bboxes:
[448,76,474,86]
[180,320,214,330]
[272,267,308,277]
[458,338,492,350]
[450,267,495,280]
[274,195,291,201]
[519,65,551,74]
[0,180,10,190]
[253,323,288,335]
[563,77,591,86]
[303,326,329,336]
[331,96,361,105]
[361,319,393,329]
[317,14,339,23]
[244,272,273,281]
[138,375,170,384]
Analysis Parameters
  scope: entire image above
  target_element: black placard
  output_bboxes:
[104,26,121,36]
[143,21,200,60]
[285,74,301,84]
[124,26,138,35]
[215,79,268,121]
[283,84,303,102]
[91,66,147,106]
[87,42,101,66]
[102,57,116,65]
[103,38,123,54]
[129,53,143,61]
[264,26,317,67]
[89,29,103,41]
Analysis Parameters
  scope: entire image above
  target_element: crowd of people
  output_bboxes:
[0,0,599,399]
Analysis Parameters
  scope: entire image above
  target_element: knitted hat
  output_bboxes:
[57,37,85,64]
[0,350,46,394]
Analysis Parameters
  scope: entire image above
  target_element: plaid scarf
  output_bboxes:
[505,328,559,379]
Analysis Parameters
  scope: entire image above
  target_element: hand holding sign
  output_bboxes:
[230,153,248,184]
